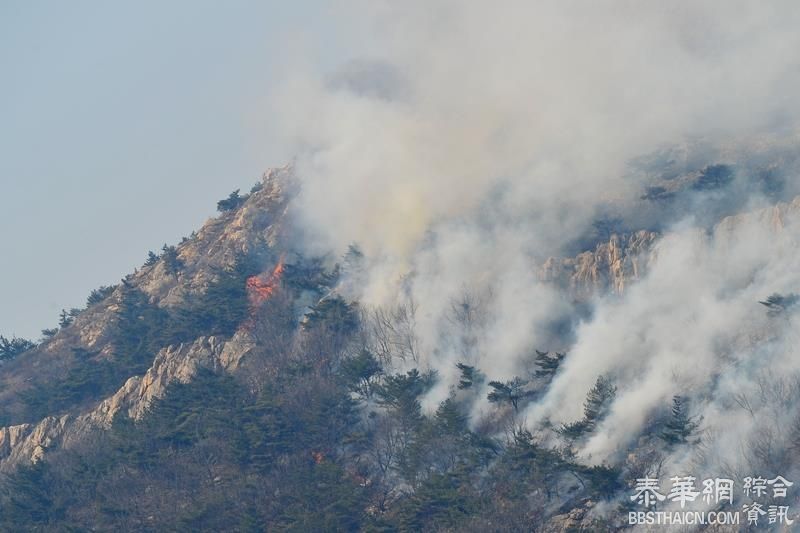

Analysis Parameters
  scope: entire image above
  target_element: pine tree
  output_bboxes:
[144,250,159,267]
[759,293,800,316]
[397,471,477,531]
[168,254,257,342]
[660,395,701,446]
[114,283,171,374]
[302,296,359,335]
[86,285,115,307]
[582,376,616,430]
[376,369,436,434]
[455,362,483,390]
[340,349,382,399]
[434,397,469,436]
[160,245,183,275]
[282,257,339,295]
[559,375,616,439]
[0,336,35,361]
[533,350,565,380]
[487,377,531,411]
[58,309,73,329]
[40,328,58,341]
[217,189,246,212]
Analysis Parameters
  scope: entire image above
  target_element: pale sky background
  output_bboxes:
[1,1,350,339]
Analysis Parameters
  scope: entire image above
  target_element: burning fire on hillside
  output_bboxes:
[246,255,285,314]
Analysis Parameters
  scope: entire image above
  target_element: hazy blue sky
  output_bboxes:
[0,1,346,339]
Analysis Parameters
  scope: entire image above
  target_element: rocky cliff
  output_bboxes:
[0,333,254,470]
[539,230,659,299]
[0,167,294,467]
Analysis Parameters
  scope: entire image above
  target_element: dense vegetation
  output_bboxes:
[0,255,644,532]
[0,227,708,531]
[11,251,266,424]
[2,154,793,530]
[0,336,35,362]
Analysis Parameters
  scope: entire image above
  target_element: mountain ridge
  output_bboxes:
[1,165,798,530]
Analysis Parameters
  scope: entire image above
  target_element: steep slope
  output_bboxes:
[1,164,799,531]
[0,166,293,428]
[3,180,797,474]
[0,333,254,470]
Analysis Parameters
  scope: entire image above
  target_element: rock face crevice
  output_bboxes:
[0,167,293,436]
[539,230,659,299]
[0,332,255,471]
[536,196,800,301]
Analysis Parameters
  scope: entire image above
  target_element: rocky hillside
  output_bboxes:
[0,168,300,474]
[0,166,662,474]
[0,162,798,531]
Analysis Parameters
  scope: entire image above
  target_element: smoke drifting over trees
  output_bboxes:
[3,2,800,529]
[266,0,800,485]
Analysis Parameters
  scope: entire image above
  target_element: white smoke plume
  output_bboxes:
[266,0,800,478]
[533,201,800,465]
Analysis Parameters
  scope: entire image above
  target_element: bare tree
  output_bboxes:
[445,288,489,365]
[367,297,420,369]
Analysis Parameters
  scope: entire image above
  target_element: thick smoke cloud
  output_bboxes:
[275,1,800,259]
[267,1,800,479]
[532,202,800,465]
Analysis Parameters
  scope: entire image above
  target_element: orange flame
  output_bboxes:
[246,255,285,311]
